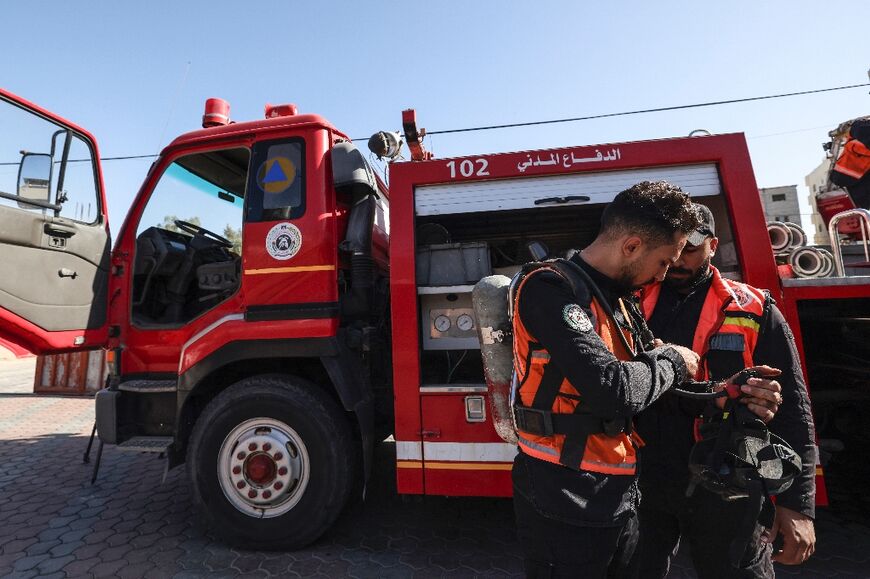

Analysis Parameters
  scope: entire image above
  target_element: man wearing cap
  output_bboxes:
[633,204,818,578]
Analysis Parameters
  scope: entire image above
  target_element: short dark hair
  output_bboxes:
[599,180,700,247]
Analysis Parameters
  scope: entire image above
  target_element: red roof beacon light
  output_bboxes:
[264,103,297,118]
[202,98,231,128]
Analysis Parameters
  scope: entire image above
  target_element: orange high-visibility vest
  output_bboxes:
[833,139,870,183]
[512,265,642,476]
[639,266,765,380]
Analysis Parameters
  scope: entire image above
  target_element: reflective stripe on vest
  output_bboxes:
[512,265,640,476]
[639,266,764,379]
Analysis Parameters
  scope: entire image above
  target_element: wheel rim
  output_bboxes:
[217,417,310,518]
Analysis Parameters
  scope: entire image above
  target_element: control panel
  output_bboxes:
[419,287,480,350]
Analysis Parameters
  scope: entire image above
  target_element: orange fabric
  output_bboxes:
[834,139,870,181]
[512,266,639,475]
[638,266,764,379]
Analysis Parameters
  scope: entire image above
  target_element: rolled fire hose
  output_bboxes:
[815,247,835,277]
[784,222,807,249]
[767,222,792,252]
[789,246,826,278]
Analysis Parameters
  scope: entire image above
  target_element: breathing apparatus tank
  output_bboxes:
[472,275,517,444]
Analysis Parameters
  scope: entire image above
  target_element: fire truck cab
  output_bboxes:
[0,89,391,548]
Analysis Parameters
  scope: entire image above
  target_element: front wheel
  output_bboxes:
[187,375,354,549]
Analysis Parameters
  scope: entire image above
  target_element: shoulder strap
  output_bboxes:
[549,258,638,357]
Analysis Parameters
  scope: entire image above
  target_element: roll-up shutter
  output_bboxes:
[415,163,720,216]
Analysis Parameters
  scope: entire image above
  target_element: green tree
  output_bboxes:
[161,215,201,233]
[223,224,242,254]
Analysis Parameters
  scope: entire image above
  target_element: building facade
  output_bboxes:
[758,185,802,223]
[805,160,831,246]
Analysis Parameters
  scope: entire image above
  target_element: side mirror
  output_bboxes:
[17,152,53,209]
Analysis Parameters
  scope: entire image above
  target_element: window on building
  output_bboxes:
[772,193,786,202]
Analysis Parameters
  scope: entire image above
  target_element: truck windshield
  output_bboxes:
[137,148,248,251]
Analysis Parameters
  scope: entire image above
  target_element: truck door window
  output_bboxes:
[132,147,249,326]
[245,138,305,222]
[0,97,100,222]
[57,135,100,223]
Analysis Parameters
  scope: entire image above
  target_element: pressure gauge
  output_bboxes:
[434,314,452,333]
[457,313,475,332]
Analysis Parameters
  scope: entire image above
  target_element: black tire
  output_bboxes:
[187,374,354,550]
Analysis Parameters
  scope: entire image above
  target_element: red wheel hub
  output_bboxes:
[244,453,277,485]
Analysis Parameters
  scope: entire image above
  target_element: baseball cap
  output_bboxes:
[687,203,716,246]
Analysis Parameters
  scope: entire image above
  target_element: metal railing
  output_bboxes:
[827,208,870,276]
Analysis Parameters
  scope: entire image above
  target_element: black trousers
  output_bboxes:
[513,488,639,578]
[634,482,774,579]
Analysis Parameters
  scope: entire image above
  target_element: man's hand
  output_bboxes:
[716,365,782,422]
[762,505,816,565]
[667,344,700,378]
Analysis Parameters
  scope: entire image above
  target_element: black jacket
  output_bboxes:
[512,256,688,525]
[637,276,817,518]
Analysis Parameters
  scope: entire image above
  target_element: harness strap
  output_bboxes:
[514,406,628,438]
[530,356,568,411]
[729,480,766,567]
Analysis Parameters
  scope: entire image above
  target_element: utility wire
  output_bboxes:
[3,81,867,163]
[424,83,870,137]
[352,81,870,140]
[0,154,156,166]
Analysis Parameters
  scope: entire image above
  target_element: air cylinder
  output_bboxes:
[472,275,517,444]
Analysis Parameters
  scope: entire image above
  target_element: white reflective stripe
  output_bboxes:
[396,441,422,460]
[396,441,518,462]
[423,441,517,462]
[581,458,636,470]
[517,436,559,456]
[178,313,245,372]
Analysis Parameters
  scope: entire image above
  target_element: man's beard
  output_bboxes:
[665,256,712,291]
[616,261,655,294]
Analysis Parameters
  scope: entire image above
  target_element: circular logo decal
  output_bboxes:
[563,303,593,333]
[257,156,297,195]
[265,222,302,261]
[731,285,751,307]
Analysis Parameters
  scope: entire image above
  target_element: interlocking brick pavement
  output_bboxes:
[1,358,869,578]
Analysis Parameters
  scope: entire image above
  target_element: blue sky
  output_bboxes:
[3,1,869,235]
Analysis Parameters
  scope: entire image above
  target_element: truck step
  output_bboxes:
[117,380,177,393]
[117,436,173,453]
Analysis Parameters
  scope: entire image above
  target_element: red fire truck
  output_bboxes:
[1,88,867,548]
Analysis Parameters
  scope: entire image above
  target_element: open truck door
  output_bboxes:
[0,88,110,353]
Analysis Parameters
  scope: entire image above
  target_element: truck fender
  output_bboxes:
[173,336,374,482]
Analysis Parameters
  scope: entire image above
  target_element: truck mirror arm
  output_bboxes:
[0,189,62,212]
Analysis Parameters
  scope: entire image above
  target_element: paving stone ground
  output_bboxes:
[1,357,869,578]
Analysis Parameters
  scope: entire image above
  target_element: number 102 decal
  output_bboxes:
[446,158,490,179]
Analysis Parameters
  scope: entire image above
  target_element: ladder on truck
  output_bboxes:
[828,209,870,276]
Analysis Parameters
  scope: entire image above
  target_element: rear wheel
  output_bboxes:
[187,375,354,549]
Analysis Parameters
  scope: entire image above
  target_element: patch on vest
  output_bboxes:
[562,304,593,332]
[731,285,752,307]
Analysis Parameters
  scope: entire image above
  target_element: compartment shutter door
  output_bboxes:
[415,163,721,216]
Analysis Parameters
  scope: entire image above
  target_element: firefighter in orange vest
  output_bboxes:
[633,204,817,578]
[510,181,706,578]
